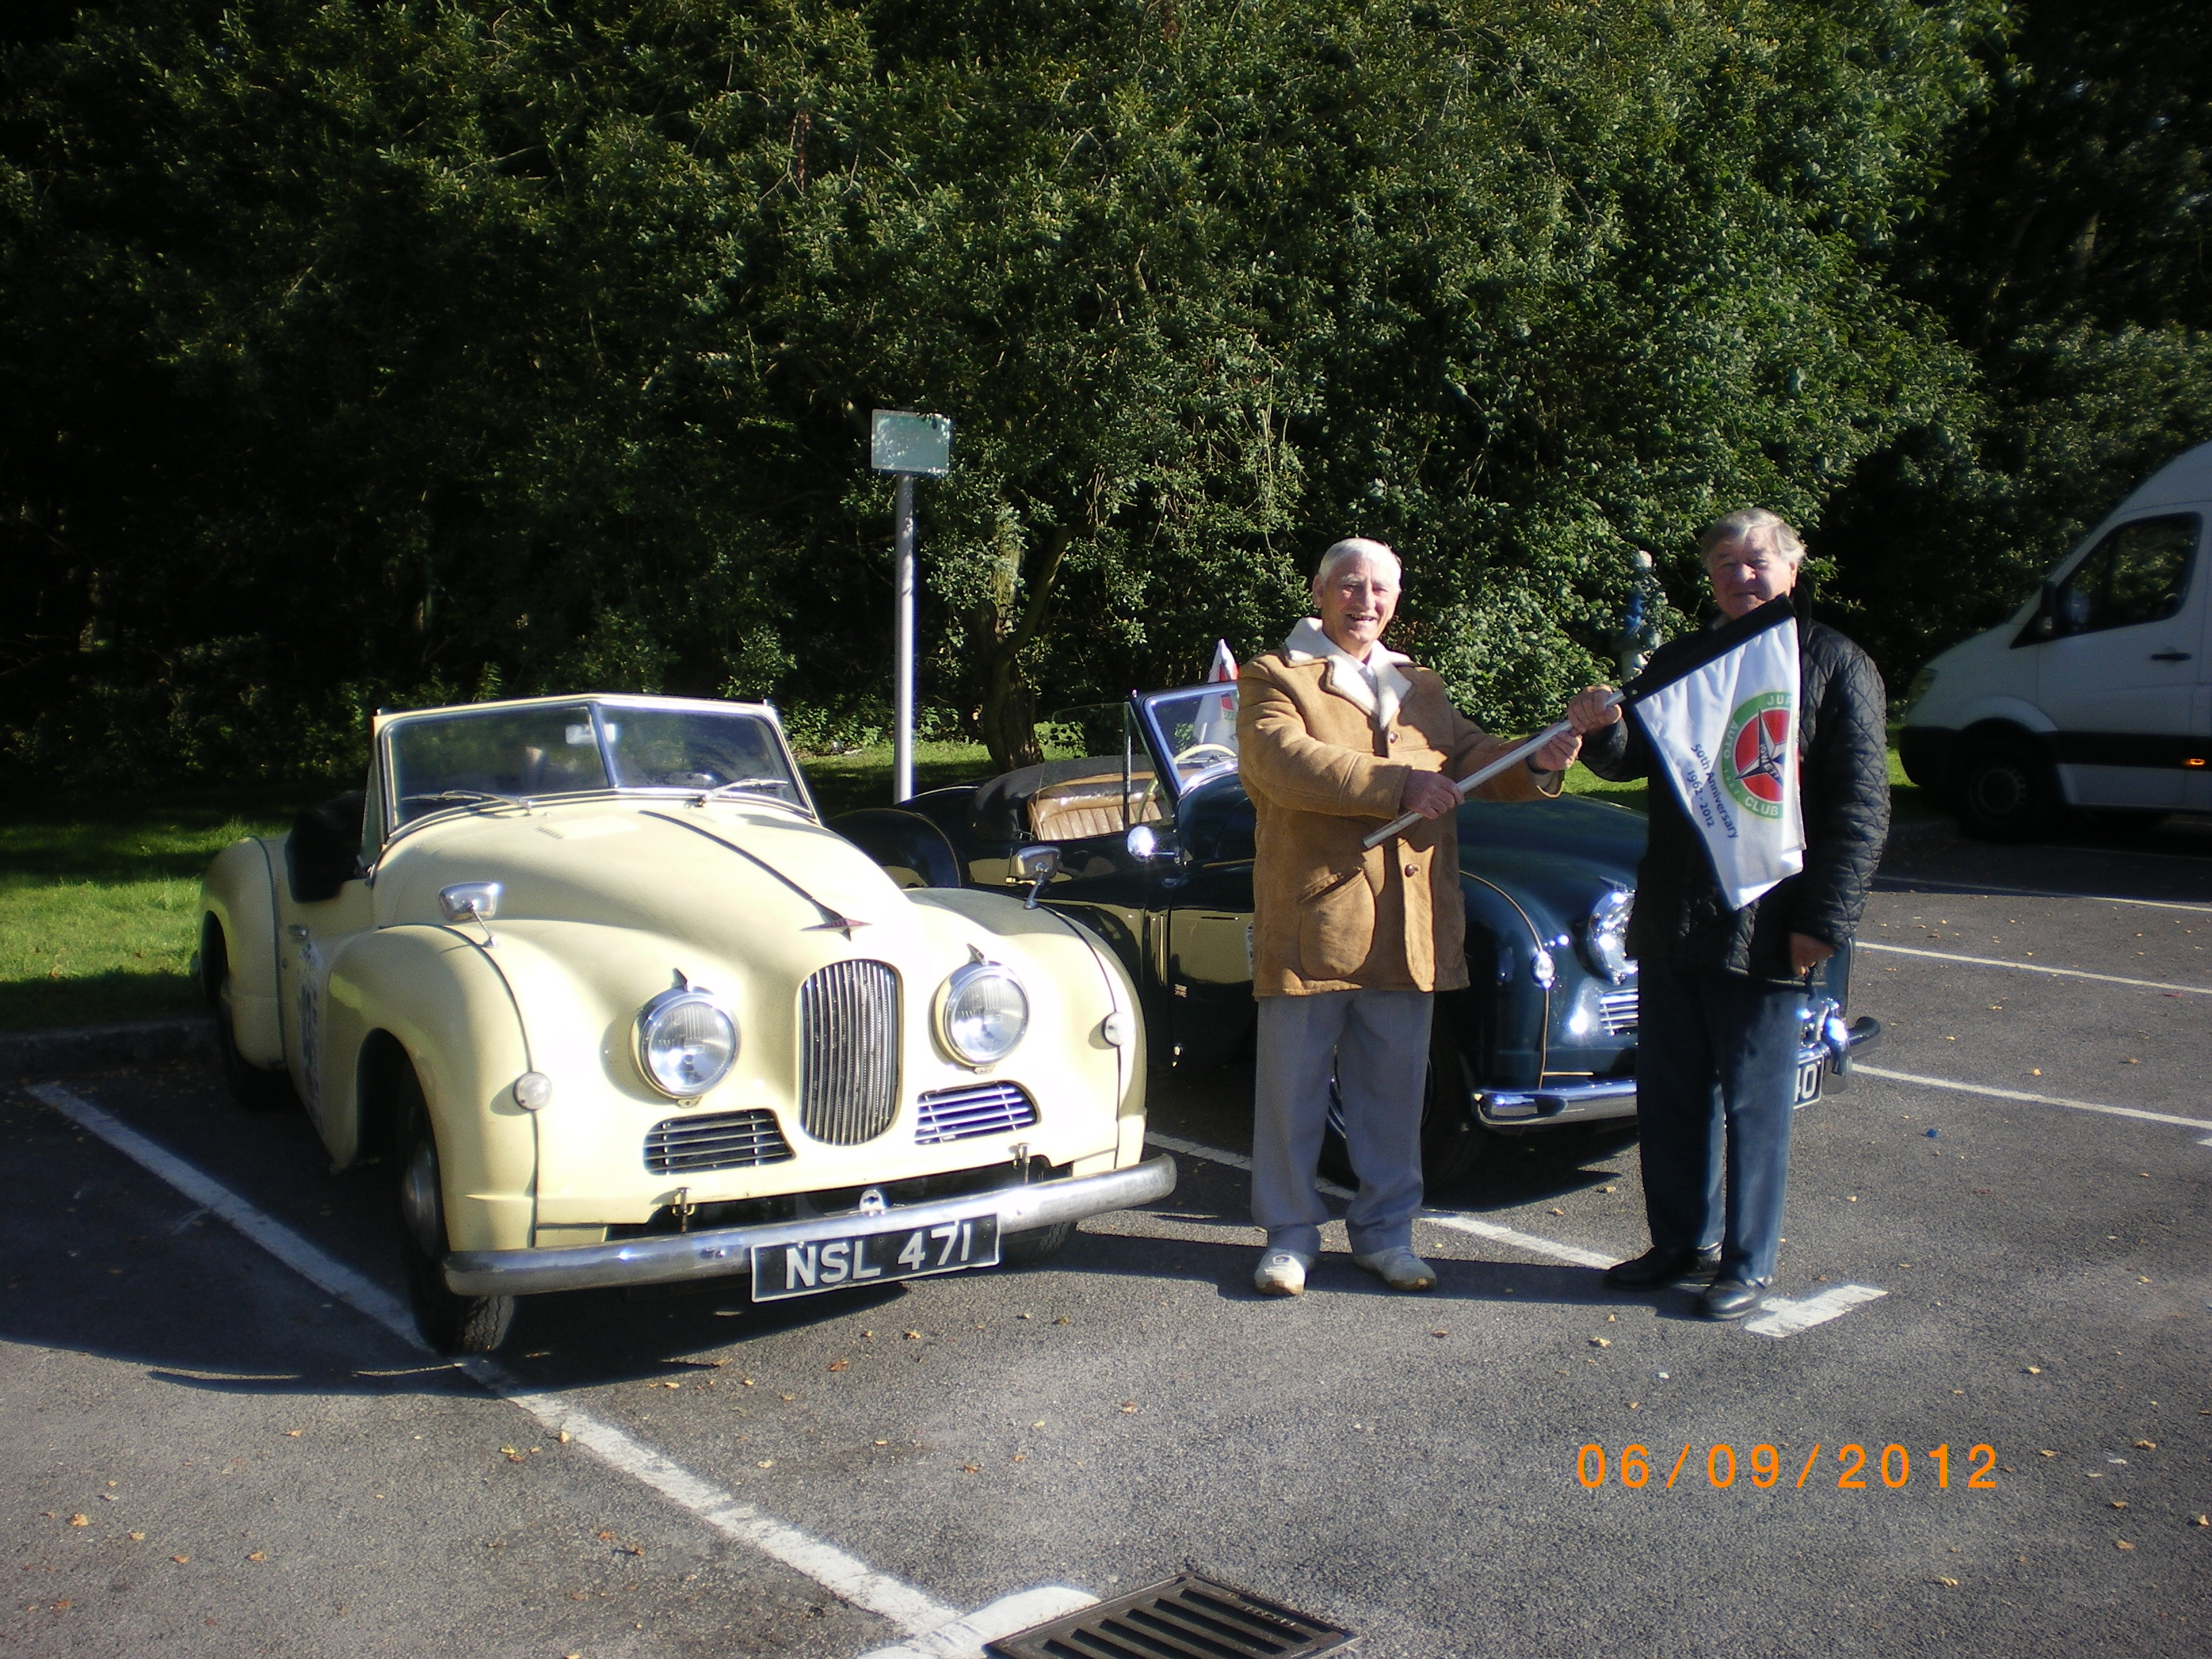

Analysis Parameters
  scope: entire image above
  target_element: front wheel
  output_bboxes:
[1319,1020,1498,1192]
[999,1221,1076,1267]
[396,1067,516,1355]
[1956,738,2057,842]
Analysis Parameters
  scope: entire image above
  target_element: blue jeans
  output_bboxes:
[1634,963,1803,1284]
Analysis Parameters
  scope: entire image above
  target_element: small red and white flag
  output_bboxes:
[1206,638,1239,683]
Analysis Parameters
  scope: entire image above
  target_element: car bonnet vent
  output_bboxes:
[986,1572,1355,1659]
[798,959,901,1144]
[916,1081,1038,1144]
[644,1109,792,1174]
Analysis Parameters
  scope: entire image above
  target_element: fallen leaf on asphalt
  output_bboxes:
[247,1552,266,1562]
[2116,1540,2135,1551]
[1934,1577,1959,1587]
[1431,1329,1448,1338]
[283,1430,302,1438]
[740,1378,755,1387]
[2192,1515,2208,1527]
[1549,1208,1564,1216]
[1627,1402,1639,1410]
[962,1464,981,1474]
[2039,1450,2056,1457]
[660,1380,681,1389]
[780,1394,795,1401]
[2134,1440,2157,1449]
[1847,1196,1858,1202]
[556,1431,571,1443]
[876,1440,890,1446]
[2110,1501,2129,1509]
[1121,1401,1138,1413]
[1590,1338,1612,1348]
[904,1330,924,1340]
[67,1515,87,1527]
[171,1556,188,1565]
[54,1599,71,1610]
[128,1533,144,1542]
[756,1460,773,1469]
[1012,1453,1026,1462]
[1601,1185,1617,1193]
[1032,1420,1047,1429]
[623,1544,644,1557]
[570,1593,588,1601]
[1054,1316,1071,1325]
[2030,1069,2041,1076]
[828,1361,849,1372]
[2026,1367,2041,1375]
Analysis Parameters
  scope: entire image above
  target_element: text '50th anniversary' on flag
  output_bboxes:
[1624,596,1805,909]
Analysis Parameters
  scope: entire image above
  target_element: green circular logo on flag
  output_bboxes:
[1722,691,1794,819]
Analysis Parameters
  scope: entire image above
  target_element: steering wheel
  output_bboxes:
[1171,741,1238,771]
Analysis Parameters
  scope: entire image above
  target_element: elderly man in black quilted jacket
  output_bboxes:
[1570,508,1889,1319]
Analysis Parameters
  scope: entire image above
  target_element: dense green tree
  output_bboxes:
[3,1,2004,781]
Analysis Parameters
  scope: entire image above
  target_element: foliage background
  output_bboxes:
[3,0,2205,777]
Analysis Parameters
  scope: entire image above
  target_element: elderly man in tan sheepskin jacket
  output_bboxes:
[1237,538,1584,1296]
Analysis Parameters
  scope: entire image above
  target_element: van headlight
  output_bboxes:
[1580,888,1634,984]
[938,961,1029,1065]
[635,984,738,1097]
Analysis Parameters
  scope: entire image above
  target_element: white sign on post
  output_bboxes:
[869,411,954,802]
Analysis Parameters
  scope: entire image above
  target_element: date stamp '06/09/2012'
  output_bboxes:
[1576,1443,2001,1491]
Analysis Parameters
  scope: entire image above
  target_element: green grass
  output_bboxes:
[0,783,333,1031]
[0,737,1938,1034]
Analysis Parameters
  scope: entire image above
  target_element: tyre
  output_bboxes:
[1319,1019,1498,1192]
[204,922,297,1113]
[395,1064,516,1355]
[999,1221,1076,1267]
[1955,738,2057,842]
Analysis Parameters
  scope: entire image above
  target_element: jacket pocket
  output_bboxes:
[1297,867,1374,981]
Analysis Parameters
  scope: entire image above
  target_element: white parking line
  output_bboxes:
[1743,1284,1886,1337]
[1879,873,2212,916]
[1858,940,2212,996]
[26,1080,1071,1651]
[1147,1130,1614,1269]
[1853,1065,2212,1131]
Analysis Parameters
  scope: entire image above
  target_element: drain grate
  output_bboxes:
[985,1572,1355,1659]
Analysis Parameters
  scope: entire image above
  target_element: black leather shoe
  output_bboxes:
[1698,1278,1773,1321]
[1605,1245,1723,1290]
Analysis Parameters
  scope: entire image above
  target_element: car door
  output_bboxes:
[273,804,377,1133]
[2034,512,2207,808]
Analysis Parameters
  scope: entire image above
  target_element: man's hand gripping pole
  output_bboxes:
[1359,689,1626,851]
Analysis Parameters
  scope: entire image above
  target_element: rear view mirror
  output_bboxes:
[1012,844,1061,909]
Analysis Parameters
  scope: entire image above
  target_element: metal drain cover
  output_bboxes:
[985,1572,1355,1658]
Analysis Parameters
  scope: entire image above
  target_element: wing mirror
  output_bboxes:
[1012,845,1061,909]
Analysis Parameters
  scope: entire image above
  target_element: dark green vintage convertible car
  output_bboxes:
[835,682,1877,1185]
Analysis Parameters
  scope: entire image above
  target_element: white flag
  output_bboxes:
[1630,602,1805,909]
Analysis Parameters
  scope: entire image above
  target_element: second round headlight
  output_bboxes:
[635,985,738,1097]
[939,961,1029,1065]
[1581,887,1635,984]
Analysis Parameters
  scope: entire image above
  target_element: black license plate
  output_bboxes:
[1792,1051,1826,1108]
[750,1212,1000,1302]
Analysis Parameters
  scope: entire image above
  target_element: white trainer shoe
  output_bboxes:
[1351,1246,1436,1292]
[1252,1248,1315,1296]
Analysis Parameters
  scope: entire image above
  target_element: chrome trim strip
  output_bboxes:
[443,1153,1178,1296]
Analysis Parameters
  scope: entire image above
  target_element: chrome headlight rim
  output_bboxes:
[936,960,1030,1067]
[1580,887,1635,985]
[634,983,739,1099]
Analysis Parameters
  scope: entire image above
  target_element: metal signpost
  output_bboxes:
[869,411,954,802]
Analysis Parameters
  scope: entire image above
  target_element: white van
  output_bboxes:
[1899,439,2212,838]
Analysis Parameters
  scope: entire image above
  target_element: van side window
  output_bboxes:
[2053,515,2199,634]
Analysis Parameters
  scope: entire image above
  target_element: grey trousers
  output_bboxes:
[1251,988,1433,1257]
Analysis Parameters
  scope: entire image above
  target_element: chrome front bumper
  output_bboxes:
[443,1153,1178,1298]
[1477,1015,1883,1129]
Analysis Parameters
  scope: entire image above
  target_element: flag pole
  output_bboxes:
[1359,689,1625,850]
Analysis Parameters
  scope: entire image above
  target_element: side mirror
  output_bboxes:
[1012,845,1061,909]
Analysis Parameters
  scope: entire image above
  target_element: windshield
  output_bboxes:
[385,701,804,828]
[1139,683,1241,792]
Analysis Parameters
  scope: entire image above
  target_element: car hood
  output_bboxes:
[1454,796,1645,932]
[372,799,916,951]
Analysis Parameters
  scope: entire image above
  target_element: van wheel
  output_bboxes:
[396,1065,516,1355]
[1956,739,2055,842]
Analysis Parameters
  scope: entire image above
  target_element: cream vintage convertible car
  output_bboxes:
[199,694,1172,1353]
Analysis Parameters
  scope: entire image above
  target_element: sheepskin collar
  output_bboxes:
[1281,617,1411,731]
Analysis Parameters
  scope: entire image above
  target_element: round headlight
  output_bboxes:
[1581,888,1634,984]
[939,961,1029,1066]
[635,985,738,1097]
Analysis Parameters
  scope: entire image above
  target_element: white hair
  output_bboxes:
[1700,508,1805,567]
[1313,537,1401,588]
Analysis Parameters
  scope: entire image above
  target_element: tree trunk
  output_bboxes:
[972,523,1075,772]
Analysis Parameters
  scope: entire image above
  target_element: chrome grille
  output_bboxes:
[915,1081,1038,1145]
[798,959,901,1144]
[644,1109,793,1174]
[1599,989,1639,1036]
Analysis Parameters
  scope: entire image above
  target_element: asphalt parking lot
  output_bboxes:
[5,820,2208,1659]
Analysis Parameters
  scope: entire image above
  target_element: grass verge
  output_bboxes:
[0,740,1935,1033]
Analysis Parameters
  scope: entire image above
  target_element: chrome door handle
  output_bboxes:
[2150,650,2191,661]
